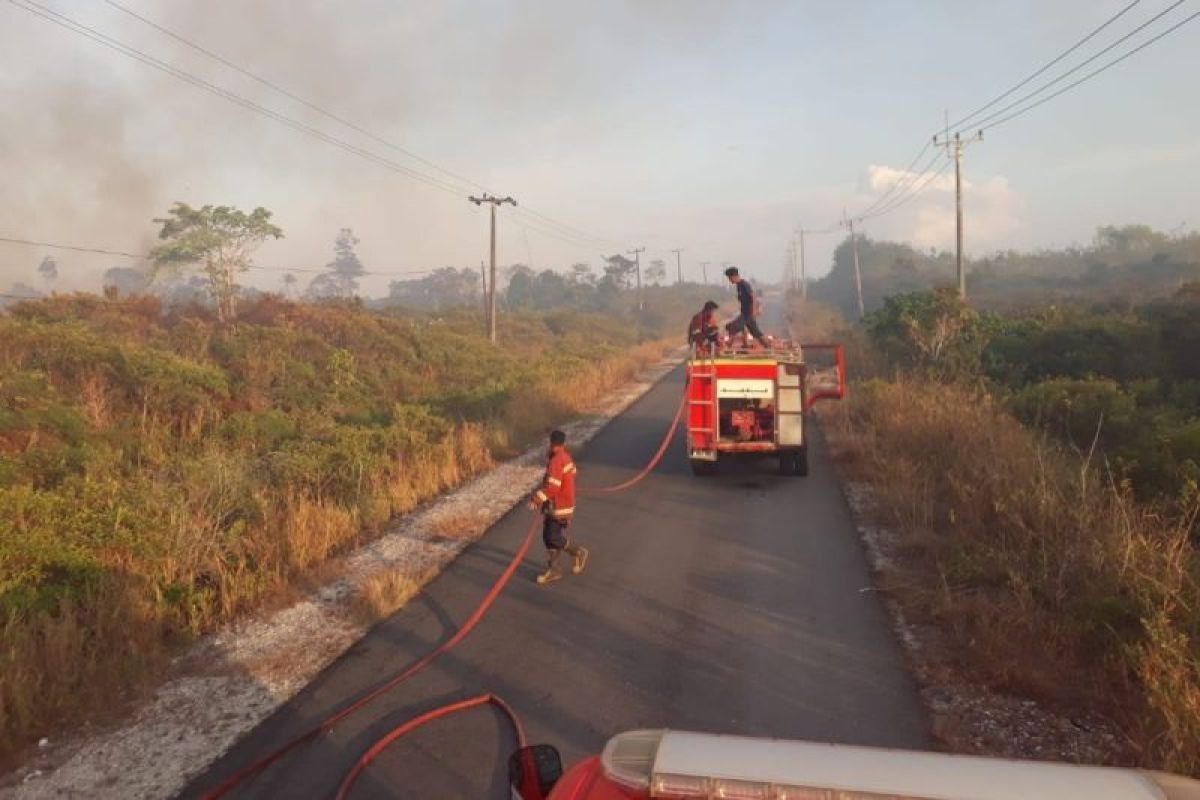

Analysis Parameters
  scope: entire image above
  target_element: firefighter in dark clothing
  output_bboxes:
[723,266,769,346]
[529,429,588,585]
[687,300,721,353]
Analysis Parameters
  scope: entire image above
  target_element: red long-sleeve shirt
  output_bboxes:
[533,447,576,519]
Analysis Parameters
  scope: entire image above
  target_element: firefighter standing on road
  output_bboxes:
[723,266,770,346]
[530,429,588,585]
[687,300,721,353]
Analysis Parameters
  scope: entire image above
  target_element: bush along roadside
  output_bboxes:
[0,293,682,761]
[790,290,1200,776]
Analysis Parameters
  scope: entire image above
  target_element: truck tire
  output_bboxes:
[778,453,794,476]
[690,459,718,476]
[794,445,809,477]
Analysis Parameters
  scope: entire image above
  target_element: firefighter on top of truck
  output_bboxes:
[687,300,721,352]
[529,429,588,585]
[723,266,770,346]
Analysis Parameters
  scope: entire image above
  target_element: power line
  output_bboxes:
[851,147,944,224]
[0,235,436,276]
[101,0,614,247]
[852,139,933,218]
[947,0,1144,132]
[8,0,610,251]
[860,156,953,221]
[979,7,1200,133]
[0,236,144,259]
[962,0,1190,134]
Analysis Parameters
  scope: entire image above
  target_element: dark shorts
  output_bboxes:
[542,517,570,550]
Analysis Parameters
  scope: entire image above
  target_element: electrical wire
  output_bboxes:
[852,139,933,218]
[0,235,438,277]
[8,0,611,251]
[978,7,1200,133]
[849,147,944,225]
[961,0,1190,134]
[101,0,615,246]
[860,156,953,221]
[947,0,1144,132]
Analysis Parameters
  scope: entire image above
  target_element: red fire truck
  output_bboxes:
[685,341,846,476]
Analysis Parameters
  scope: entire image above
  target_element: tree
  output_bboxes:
[38,256,58,291]
[308,228,365,299]
[602,254,637,289]
[150,203,283,323]
[387,267,479,310]
[646,258,667,285]
[103,266,148,296]
[569,263,595,285]
[282,273,298,298]
[505,265,536,309]
[866,288,992,378]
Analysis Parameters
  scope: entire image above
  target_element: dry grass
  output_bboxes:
[352,563,444,624]
[0,336,675,761]
[785,294,1199,775]
[425,511,490,543]
[827,378,1200,775]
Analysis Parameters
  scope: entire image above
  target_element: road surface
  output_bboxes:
[184,365,928,799]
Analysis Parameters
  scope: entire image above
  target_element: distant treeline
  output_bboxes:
[811,225,1200,318]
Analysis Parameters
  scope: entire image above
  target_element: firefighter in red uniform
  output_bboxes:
[529,429,588,585]
[687,300,721,353]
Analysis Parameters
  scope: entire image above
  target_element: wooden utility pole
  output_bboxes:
[627,246,645,310]
[469,193,516,343]
[700,261,710,285]
[671,248,683,284]
[479,260,487,317]
[934,130,983,301]
[843,211,864,319]
[799,228,808,301]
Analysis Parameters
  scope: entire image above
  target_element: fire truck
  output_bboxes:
[685,340,846,476]
[510,728,1200,800]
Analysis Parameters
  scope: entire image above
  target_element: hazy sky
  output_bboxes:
[2,0,1198,296]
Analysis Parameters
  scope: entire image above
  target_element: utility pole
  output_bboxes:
[627,246,645,310]
[787,240,797,292]
[934,130,983,301]
[479,260,487,317]
[798,228,808,301]
[671,248,683,285]
[700,261,710,285]
[843,211,864,319]
[469,193,517,343]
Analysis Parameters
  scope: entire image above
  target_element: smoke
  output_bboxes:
[0,0,786,295]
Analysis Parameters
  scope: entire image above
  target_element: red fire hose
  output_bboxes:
[333,694,525,800]
[202,382,686,799]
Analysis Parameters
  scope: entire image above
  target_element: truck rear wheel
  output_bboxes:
[690,459,718,476]
[795,445,809,477]
[780,448,809,477]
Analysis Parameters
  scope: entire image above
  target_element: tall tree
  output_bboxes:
[282,272,298,298]
[308,228,365,299]
[602,254,637,289]
[150,202,283,323]
[102,266,148,296]
[646,258,667,285]
[569,262,595,284]
[37,256,58,291]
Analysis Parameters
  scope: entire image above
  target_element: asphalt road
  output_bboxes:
[184,364,928,799]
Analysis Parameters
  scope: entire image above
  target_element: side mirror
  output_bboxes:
[508,744,564,800]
